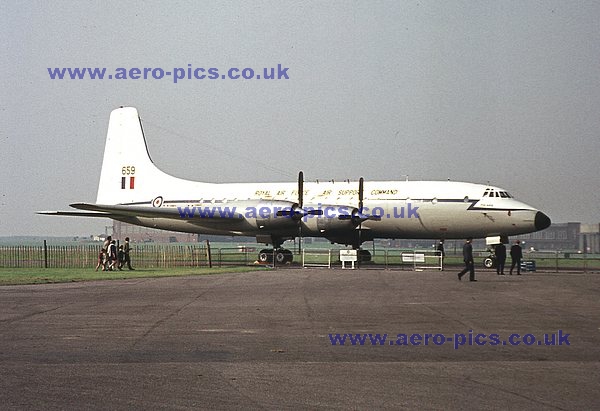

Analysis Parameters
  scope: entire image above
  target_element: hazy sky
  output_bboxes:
[1,1,599,237]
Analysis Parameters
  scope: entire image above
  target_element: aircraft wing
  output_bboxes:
[67,203,246,220]
[38,202,247,221]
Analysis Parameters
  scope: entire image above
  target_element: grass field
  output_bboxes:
[0,266,268,286]
[1,256,597,284]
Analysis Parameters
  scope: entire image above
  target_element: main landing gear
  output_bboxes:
[256,248,371,265]
[257,248,293,264]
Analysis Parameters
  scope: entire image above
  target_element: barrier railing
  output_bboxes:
[0,244,208,269]
[216,247,254,267]
[401,250,443,271]
[302,248,332,268]
[0,244,597,272]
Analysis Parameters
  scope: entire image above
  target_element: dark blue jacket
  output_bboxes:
[495,244,506,261]
[463,242,473,262]
[510,244,523,260]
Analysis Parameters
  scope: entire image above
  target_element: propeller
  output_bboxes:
[336,177,381,251]
[276,171,322,220]
[274,171,323,258]
[338,177,381,224]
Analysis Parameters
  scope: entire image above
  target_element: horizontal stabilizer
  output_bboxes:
[37,210,111,218]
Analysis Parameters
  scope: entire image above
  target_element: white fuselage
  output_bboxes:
[45,107,550,248]
[118,178,543,242]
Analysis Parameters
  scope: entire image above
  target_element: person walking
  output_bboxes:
[95,248,106,271]
[495,243,506,275]
[107,240,118,271]
[122,237,134,270]
[436,240,445,270]
[510,240,523,275]
[102,235,112,270]
[458,238,476,282]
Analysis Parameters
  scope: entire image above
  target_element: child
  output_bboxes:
[96,248,106,271]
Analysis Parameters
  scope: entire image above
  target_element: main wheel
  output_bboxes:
[275,251,286,264]
[258,249,273,263]
[483,257,495,269]
[274,249,294,264]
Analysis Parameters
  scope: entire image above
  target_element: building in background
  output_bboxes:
[514,222,599,253]
[580,223,600,254]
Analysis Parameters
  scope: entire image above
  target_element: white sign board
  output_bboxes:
[340,249,358,262]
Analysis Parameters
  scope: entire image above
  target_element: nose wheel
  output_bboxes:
[483,256,496,268]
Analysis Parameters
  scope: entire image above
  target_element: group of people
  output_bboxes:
[493,240,523,276]
[95,236,134,271]
[457,238,523,282]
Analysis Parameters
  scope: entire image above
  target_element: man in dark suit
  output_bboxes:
[495,243,506,275]
[458,238,476,281]
[436,240,445,270]
[510,240,523,275]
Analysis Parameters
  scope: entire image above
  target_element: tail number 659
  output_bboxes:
[122,166,136,175]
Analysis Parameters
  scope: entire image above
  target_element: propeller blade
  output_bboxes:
[276,210,295,217]
[358,177,364,250]
[358,177,364,212]
[298,171,304,258]
[298,171,304,209]
[354,212,382,222]
[291,206,323,219]
[342,208,382,225]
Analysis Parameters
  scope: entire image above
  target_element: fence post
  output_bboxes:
[206,240,212,268]
[43,240,48,268]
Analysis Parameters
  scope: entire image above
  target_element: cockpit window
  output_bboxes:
[483,189,513,199]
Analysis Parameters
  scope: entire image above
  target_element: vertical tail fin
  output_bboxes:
[96,107,165,205]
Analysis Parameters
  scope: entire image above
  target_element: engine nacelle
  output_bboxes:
[253,201,299,233]
[301,204,357,234]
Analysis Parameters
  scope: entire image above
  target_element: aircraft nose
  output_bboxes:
[535,211,551,231]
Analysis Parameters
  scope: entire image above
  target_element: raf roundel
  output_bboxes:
[152,196,163,208]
